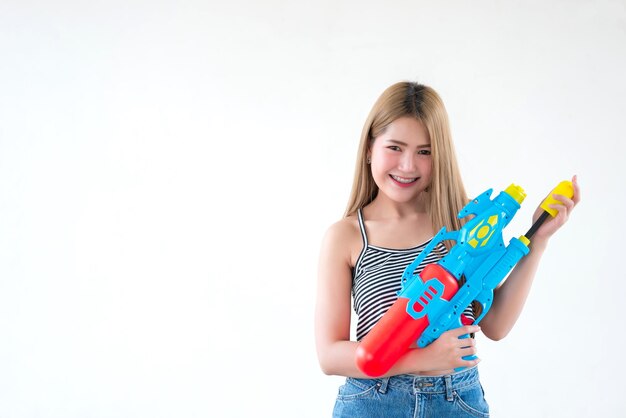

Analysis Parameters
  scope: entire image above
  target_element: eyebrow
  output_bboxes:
[386,139,431,148]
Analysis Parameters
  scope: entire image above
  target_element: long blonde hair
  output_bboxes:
[344,81,468,247]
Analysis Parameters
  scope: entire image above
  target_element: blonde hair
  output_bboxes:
[344,81,468,247]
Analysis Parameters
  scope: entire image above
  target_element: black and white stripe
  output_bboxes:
[353,208,474,341]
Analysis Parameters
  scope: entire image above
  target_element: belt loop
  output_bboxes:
[377,377,390,394]
[444,375,453,402]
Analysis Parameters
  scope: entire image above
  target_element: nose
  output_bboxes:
[398,152,417,172]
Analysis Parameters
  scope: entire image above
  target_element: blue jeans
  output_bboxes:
[332,366,489,418]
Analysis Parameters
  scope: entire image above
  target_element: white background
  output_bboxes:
[1,1,625,417]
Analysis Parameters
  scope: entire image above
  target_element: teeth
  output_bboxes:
[391,175,417,184]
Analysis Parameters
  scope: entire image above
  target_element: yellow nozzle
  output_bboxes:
[505,184,526,204]
[540,180,575,217]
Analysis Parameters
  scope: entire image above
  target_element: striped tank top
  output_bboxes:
[352,208,475,341]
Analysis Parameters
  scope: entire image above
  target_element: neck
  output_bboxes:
[367,192,429,219]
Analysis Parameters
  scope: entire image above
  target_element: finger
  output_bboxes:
[549,193,575,210]
[465,336,477,345]
[547,203,570,219]
[548,203,573,218]
[459,345,478,356]
[458,337,476,348]
[451,325,480,337]
[461,357,481,368]
[455,355,480,369]
[572,174,581,205]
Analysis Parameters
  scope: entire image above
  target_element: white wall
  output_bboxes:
[1,1,625,417]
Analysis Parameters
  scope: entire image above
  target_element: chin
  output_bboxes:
[388,191,423,204]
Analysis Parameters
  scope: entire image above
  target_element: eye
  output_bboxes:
[417,149,431,156]
[387,145,401,151]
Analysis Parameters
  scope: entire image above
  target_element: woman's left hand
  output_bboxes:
[530,175,581,244]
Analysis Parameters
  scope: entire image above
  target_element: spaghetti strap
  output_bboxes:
[357,208,368,247]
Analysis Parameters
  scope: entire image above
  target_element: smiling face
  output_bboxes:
[368,116,432,205]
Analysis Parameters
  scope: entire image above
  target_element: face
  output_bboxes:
[368,116,432,204]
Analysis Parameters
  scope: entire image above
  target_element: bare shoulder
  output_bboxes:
[324,215,360,242]
[321,215,362,266]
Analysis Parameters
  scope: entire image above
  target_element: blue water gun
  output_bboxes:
[356,181,574,377]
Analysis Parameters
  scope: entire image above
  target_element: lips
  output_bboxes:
[390,174,418,187]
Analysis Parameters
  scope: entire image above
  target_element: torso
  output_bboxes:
[347,207,474,376]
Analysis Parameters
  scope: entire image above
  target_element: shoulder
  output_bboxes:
[325,215,360,241]
[320,215,363,266]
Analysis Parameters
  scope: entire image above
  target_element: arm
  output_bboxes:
[314,219,480,377]
[480,175,581,341]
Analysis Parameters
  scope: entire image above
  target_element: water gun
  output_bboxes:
[355,180,574,377]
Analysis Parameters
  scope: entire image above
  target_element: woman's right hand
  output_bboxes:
[416,325,482,372]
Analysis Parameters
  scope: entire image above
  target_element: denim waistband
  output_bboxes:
[349,366,480,396]
[392,366,479,394]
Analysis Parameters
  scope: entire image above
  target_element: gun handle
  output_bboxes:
[455,322,476,372]
[456,353,478,372]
